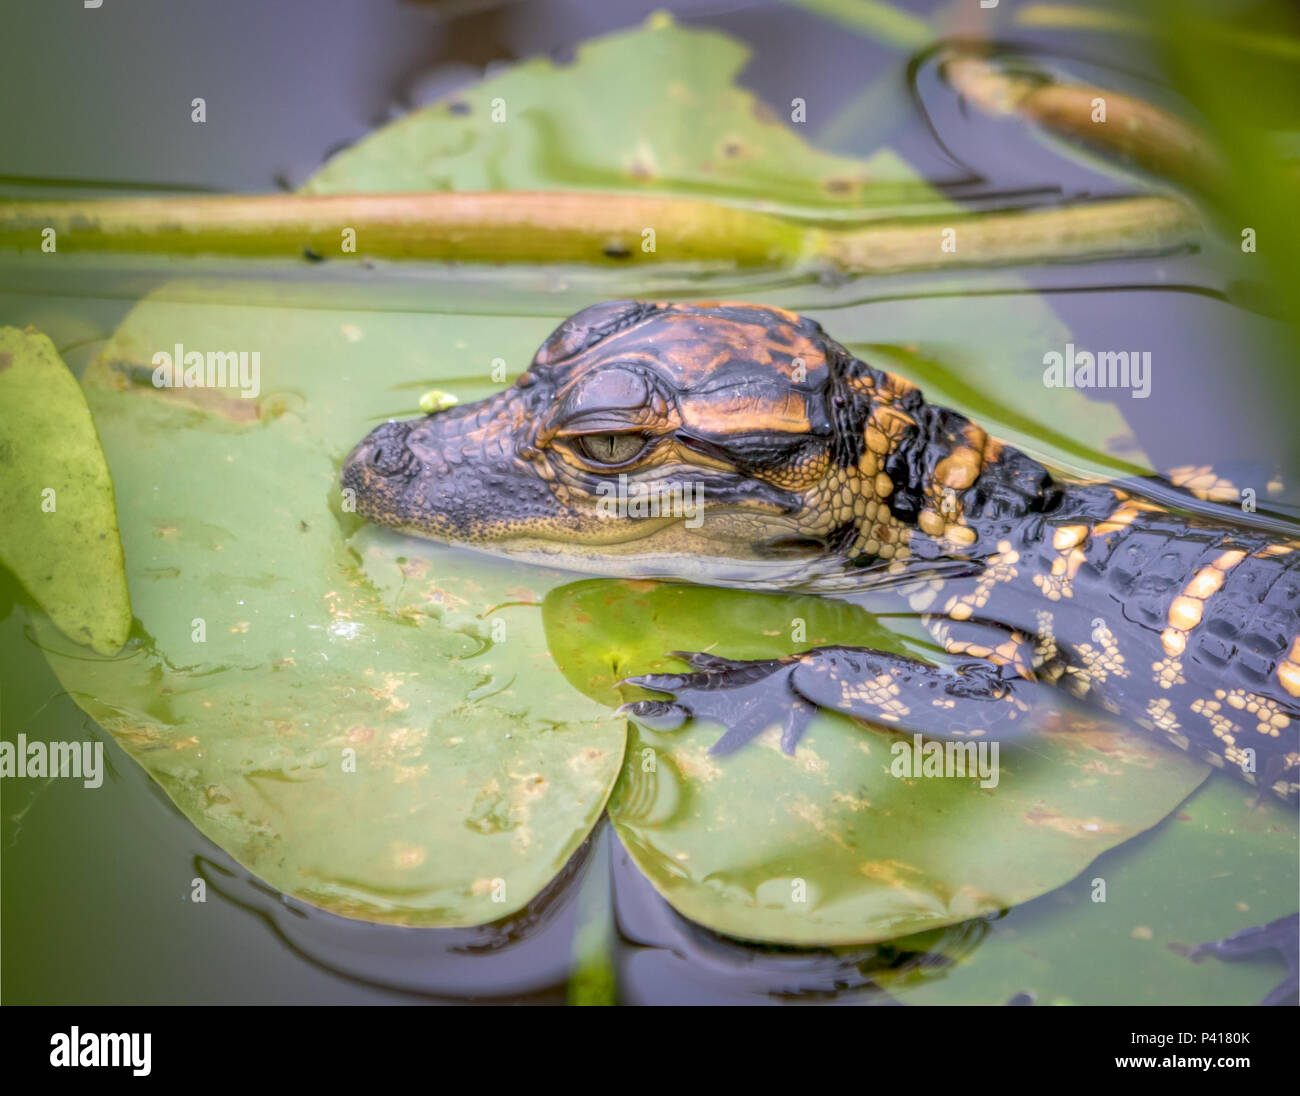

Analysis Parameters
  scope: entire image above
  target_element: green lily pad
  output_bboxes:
[545,579,1210,945]
[32,289,624,927]
[303,13,923,212]
[900,776,1299,1005]
[0,325,130,655]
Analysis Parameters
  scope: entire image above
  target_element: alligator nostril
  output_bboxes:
[366,421,415,477]
[370,443,414,477]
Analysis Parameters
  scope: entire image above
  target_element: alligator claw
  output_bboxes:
[618,651,812,754]
[664,650,749,671]
[622,671,695,693]
[615,698,689,732]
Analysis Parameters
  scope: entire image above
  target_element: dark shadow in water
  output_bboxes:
[191,826,596,1002]
[608,829,998,1005]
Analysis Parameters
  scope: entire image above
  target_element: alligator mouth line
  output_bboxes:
[757,535,835,559]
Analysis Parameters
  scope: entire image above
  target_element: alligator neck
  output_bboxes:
[873,390,1067,555]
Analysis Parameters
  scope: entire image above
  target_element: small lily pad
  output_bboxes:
[0,326,131,655]
[545,579,1211,945]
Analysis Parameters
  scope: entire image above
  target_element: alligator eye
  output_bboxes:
[573,433,648,465]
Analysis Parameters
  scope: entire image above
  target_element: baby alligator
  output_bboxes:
[343,300,1298,997]
[343,300,1300,800]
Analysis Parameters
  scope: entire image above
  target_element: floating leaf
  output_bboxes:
[0,325,130,655]
[33,291,624,926]
[900,776,1299,1004]
[303,14,925,212]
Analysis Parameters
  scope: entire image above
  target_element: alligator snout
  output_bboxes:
[350,419,415,478]
[341,419,422,527]
[341,396,556,543]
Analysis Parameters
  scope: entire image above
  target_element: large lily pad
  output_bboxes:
[545,579,1210,945]
[303,12,924,213]
[34,291,624,926]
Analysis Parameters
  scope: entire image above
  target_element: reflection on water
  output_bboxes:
[187,816,999,1003]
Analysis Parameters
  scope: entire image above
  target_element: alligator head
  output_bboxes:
[342,300,1046,587]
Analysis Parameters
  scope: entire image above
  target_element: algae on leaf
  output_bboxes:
[0,326,131,655]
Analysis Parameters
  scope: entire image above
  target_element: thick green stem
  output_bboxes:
[824,196,1199,273]
[0,191,804,266]
[0,191,1201,273]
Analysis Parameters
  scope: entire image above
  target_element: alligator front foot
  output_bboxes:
[619,643,1043,759]
[618,650,817,754]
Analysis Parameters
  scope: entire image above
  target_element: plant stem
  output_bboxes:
[942,53,1227,198]
[0,191,1201,274]
[824,195,1199,273]
[0,192,804,266]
